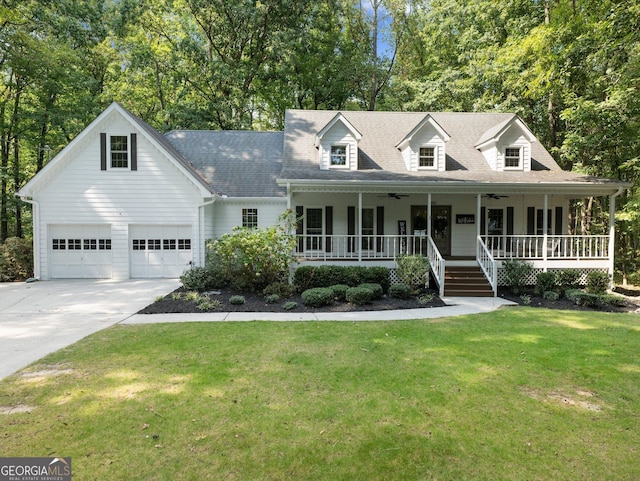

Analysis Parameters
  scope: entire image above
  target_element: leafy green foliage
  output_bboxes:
[502,260,534,295]
[180,264,228,292]
[229,295,246,305]
[345,286,373,305]
[212,211,297,291]
[535,272,558,295]
[389,283,412,299]
[263,282,295,298]
[358,283,383,300]
[585,271,610,295]
[396,255,430,292]
[0,237,33,281]
[301,287,334,307]
[293,265,390,292]
[329,284,350,302]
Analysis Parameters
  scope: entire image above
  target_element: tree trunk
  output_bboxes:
[13,134,21,238]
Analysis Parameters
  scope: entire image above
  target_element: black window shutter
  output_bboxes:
[376,206,384,252]
[506,207,514,252]
[325,206,333,253]
[480,207,486,236]
[100,133,107,171]
[295,206,304,252]
[555,207,563,235]
[130,133,137,171]
[347,206,355,253]
[527,207,535,235]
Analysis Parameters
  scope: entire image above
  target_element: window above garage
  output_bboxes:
[100,132,138,171]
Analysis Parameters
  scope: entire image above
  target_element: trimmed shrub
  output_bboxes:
[330,284,350,301]
[543,290,560,301]
[293,265,390,292]
[565,289,599,307]
[586,271,609,295]
[283,301,298,311]
[229,295,246,305]
[180,265,228,292]
[345,286,374,305]
[358,267,391,293]
[265,294,280,304]
[263,282,295,298]
[389,283,412,299]
[599,293,625,307]
[556,269,580,291]
[535,272,558,295]
[301,287,334,307]
[358,282,383,300]
[502,259,533,295]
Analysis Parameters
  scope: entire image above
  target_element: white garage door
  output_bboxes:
[130,225,193,278]
[49,225,112,278]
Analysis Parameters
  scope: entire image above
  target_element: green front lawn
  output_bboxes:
[1,308,639,480]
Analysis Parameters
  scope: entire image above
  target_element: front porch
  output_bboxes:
[294,234,612,297]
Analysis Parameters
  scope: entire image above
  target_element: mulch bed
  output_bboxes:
[499,288,640,313]
[139,284,640,315]
[138,287,447,314]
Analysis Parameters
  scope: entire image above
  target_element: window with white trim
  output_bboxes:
[419,146,436,168]
[110,135,129,168]
[504,147,522,169]
[242,208,258,228]
[330,145,347,167]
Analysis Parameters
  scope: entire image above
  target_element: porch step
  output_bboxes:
[444,265,494,297]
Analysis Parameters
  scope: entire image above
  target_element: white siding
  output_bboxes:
[33,111,205,279]
[211,200,287,239]
[318,123,359,171]
[402,125,447,172]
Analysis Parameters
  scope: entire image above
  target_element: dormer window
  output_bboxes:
[419,147,436,169]
[504,147,522,169]
[110,136,129,168]
[330,145,348,167]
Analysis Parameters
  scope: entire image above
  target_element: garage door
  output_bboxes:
[49,225,112,278]
[130,225,193,278]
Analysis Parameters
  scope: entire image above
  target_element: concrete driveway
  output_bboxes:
[0,279,180,380]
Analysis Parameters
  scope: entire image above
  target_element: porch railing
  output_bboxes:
[477,236,497,296]
[295,234,429,260]
[427,236,445,297]
[482,235,609,260]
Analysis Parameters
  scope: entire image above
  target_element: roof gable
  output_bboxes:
[396,114,451,150]
[475,115,536,150]
[19,102,214,198]
[315,112,362,147]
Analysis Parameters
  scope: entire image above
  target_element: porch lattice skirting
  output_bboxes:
[495,267,608,287]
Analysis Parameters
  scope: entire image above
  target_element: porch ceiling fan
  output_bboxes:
[483,193,509,200]
[378,193,409,200]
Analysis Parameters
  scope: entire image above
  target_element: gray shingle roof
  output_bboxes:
[119,104,216,194]
[165,130,286,197]
[280,110,622,189]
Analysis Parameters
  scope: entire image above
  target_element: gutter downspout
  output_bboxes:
[608,187,624,287]
[198,196,217,268]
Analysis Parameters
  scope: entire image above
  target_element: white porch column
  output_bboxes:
[608,192,617,281]
[427,193,432,241]
[358,192,363,262]
[543,194,549,271]
[476,194,481,239]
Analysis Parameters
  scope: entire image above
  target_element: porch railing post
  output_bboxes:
[543,194,548,271]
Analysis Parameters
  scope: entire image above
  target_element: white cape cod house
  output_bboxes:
[18,103,629,296]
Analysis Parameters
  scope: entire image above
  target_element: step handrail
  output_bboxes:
[427,236,445,297]
[476,236,498,297]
